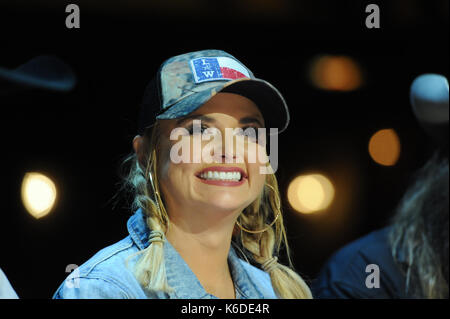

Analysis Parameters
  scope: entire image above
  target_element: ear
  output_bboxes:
[133,135,146,165]
[133,135,143,153]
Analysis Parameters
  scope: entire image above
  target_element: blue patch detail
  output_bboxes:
[191,58,224,83]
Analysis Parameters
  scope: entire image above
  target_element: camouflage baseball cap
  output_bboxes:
[138,49,290,135]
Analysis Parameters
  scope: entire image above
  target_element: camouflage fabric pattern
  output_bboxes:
[156,49,255,120]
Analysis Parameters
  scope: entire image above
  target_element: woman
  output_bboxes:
[53,49,312,299]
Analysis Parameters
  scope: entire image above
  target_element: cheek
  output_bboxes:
[159,163,194,207]
[158,147,198,196]
[246,144,269,194]
[246,142,269,170]
[157,140,186,198]
[248,162,266,188]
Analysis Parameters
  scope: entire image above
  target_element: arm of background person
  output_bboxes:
[0,267,19,299]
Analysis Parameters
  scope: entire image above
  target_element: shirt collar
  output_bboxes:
[127,209,265,299]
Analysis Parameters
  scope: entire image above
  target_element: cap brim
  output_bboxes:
[221,78,290,134]
[156,78,289,134]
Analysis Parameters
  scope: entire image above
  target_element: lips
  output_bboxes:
[195,166,248,186]
[195,166,248,180]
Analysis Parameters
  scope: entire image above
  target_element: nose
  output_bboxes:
[208,128,241,164]
[221,150,237,163]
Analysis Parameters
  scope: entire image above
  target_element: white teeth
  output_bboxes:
[199,171,242,181]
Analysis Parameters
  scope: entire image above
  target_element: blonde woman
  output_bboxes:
[53,50,312,299]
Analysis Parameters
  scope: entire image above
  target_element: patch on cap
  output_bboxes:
[190,57,250,84]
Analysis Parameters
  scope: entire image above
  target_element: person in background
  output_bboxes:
[0,55,76,299]
[0,268,19,299]
[312,74,449,299]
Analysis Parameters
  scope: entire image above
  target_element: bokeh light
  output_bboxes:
[288,173,335,214]
[21,172,57,219]
[368,128,401,166]
[309,55,364,91]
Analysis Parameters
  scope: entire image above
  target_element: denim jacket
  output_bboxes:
[53,209,277,299]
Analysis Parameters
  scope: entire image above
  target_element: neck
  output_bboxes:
[165,202,240,298]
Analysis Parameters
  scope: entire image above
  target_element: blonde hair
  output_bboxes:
[121,121,312,298]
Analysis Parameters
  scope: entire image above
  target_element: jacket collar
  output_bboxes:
[126,208,151,251]
[127,208,264,299]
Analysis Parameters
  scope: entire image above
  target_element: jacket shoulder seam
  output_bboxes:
[84,238,134,276]
[62,275,134,299]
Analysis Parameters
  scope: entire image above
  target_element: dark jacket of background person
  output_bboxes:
[312,152,449,299]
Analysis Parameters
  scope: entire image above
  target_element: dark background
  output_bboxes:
[0,0,448,298]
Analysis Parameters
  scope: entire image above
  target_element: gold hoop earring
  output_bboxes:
[148,171,161,210]
[147,156,170,229]
[235,211,280,234]
[235,183,281,234]
[147,150,163,213]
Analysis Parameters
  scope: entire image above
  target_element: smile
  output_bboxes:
[195,166,247,186]
[200,171,241,181]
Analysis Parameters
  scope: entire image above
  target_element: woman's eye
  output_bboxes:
[239,126,261,143]
[186,124,209,135]
[184,124,265,144]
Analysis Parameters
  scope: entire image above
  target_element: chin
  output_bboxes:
[204,194,251,212]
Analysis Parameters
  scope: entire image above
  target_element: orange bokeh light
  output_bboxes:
[368,128,401,166]
[310,55,363,91]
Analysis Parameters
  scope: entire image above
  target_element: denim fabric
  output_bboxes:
[156,49,255,114]
[53,209,277,299]
[311,227,409,298]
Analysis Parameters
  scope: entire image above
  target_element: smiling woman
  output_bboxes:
[53,49,312,299]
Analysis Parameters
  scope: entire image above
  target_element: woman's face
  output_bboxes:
[157,92,268,217]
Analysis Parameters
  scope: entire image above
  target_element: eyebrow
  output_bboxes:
[176,114,264,127]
